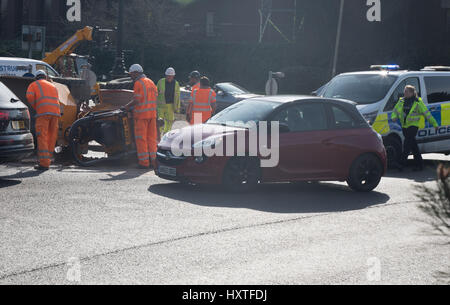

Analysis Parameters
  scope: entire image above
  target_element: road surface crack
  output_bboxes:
[0,199,419,281]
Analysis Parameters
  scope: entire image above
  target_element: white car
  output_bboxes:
[320,65,450,164]
[0,57,59,78]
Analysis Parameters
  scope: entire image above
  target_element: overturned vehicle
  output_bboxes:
[69,107,136,167]
[69,90,164,167]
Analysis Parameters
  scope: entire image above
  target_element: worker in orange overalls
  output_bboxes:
[26,70,61,171]
[126,64,158,169]
[189,77,216,125]
[186,71,201,123]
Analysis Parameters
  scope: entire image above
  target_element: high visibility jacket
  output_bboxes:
[133,76,157,119]
[191,88,216,113]
[26,79,61,118]
[191,82,200,92]
[188,82,201,104]
[391,97,438,129]
[157,78,181,111]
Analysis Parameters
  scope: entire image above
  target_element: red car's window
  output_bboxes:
[273,103,327,132]
[331,106,357,129]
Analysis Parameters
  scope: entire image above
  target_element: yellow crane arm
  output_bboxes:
[43,26,94,66]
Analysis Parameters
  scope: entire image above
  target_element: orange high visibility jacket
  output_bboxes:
[26,79,61,118]
[192,82,200,92]
[133,76,158,119]
[191,88,216,113]
[189,82,201,101]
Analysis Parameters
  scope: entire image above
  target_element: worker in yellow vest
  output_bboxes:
[156,67,180,135]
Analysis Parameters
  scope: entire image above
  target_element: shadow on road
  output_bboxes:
[0,179,22,188]
[0,169,45,188]
[386,160,443,183]
[0,169,44,180]
[99,169,150,181]
[148,182,390,214]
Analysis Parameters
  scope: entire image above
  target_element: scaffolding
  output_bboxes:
[259,0,297,43]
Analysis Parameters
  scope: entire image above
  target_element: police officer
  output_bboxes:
[391,85,438,171]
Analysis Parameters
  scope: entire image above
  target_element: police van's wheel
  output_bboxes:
[347,154,383,192]
[222,157,260,192]
[383,136,402,168]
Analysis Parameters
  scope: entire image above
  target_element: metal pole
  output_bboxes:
[117,0,123,59]
[110,0,127,79]
[332,0,345,77]
[293,0,297,42]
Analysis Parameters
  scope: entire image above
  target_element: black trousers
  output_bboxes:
[401,126,422,167]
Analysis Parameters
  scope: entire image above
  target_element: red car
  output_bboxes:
[156,96,387,192]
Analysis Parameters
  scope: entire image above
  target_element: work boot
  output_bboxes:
[34,165,49,171]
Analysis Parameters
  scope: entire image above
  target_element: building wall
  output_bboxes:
[0,0,72,41]
[180,0,298,43]
[1,0,450,73]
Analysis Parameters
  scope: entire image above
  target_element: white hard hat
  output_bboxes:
[35,70,47,77]
[165,67,176,76]
[128,64,144,73]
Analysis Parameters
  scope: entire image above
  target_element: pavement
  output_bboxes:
[0,154,449,285]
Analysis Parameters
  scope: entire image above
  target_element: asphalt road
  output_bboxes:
[0,155,449,285]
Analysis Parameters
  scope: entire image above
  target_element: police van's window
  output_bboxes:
[323,74,398,104]
[425,77,450,104]
[384,77,421,111]
[331,106,356,129]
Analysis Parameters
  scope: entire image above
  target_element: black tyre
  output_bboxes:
[222,157,261,192]
[347,154,383,192]
[383,136,402,168]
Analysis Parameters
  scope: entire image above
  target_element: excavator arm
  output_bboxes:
[43,26,94,66]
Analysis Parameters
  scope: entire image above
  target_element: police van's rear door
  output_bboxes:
[420,75,450,153]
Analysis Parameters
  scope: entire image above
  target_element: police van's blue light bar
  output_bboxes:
[370,65,400,71]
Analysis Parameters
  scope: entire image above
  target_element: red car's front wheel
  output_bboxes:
[222,157,261,192]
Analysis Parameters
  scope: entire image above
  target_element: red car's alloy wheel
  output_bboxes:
[222,157,261,192]
[347,154,383,192]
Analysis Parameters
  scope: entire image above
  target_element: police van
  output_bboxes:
[0,57,59,78]
[319,65,450,164]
